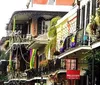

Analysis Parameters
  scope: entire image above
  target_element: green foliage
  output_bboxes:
[95,8,100,26]
[86,15,96,37]
[86,8,100,38]
[45,36,56,58]
[0,50,9,60]
[48,26,57,38]
[50,16,60,27]
[0,75,8,82]
[45,16,60,59]
[83,48,100,84]
[48,16,60,38]
[83,49,100,74]
[83,49,100,62]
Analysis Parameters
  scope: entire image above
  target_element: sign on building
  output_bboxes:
[66,58,80,80]
[66,70,80,79]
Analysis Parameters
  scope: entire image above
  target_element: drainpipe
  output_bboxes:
[76,0,80,30]
[92,49,95,85]
[91,0,96,84]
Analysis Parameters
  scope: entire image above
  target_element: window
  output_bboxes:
[86,1,90,26]
[81,5,85,29]
[76,8,80,29]
[96,0,99,8]
[42,20,50,34]
[66,58,77,70]
[92,0,96,15]
[76,29,84,45]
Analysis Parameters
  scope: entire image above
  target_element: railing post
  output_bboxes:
[88,34,91,46]
[87,75,89,85]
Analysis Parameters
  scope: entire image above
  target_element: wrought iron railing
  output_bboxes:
[26,59,66,79]
[59,28,100,54]
[8,31,33,47]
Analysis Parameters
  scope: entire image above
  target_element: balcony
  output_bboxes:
[5,10,67,52]
[6,10,67,35]
[26,59,66,80]
[57,27,100,59]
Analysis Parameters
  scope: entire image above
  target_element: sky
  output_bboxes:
[0,0,27,39]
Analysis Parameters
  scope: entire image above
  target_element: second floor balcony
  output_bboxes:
[26,59,66,79]
[6,10,67,45]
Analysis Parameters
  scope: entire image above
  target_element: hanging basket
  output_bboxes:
[86,15,97,37]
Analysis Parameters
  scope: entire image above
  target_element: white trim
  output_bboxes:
[5,38,48,54]
[26,77,48,82]
[33,77,48,80]
[29,4,73,12]
[4,79,27,84]
[58,69,66,73]
[5,42,30,54]
[80,0,90,8]
[4,77,48,83]
[58,46,92,59]
[13,42,30,45]
[91,42,100,49]
[0,59,7,62]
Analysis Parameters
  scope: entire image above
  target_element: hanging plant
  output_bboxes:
[48,26,57,38]
[45,36,57,59]
[94,8,100,26]
[44,16,61,59]
[86,23,93,37]
[86,16,96,37]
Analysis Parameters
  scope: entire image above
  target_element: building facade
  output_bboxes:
[3,0,100,85]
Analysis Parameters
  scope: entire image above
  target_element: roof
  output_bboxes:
[6,9,68,30]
